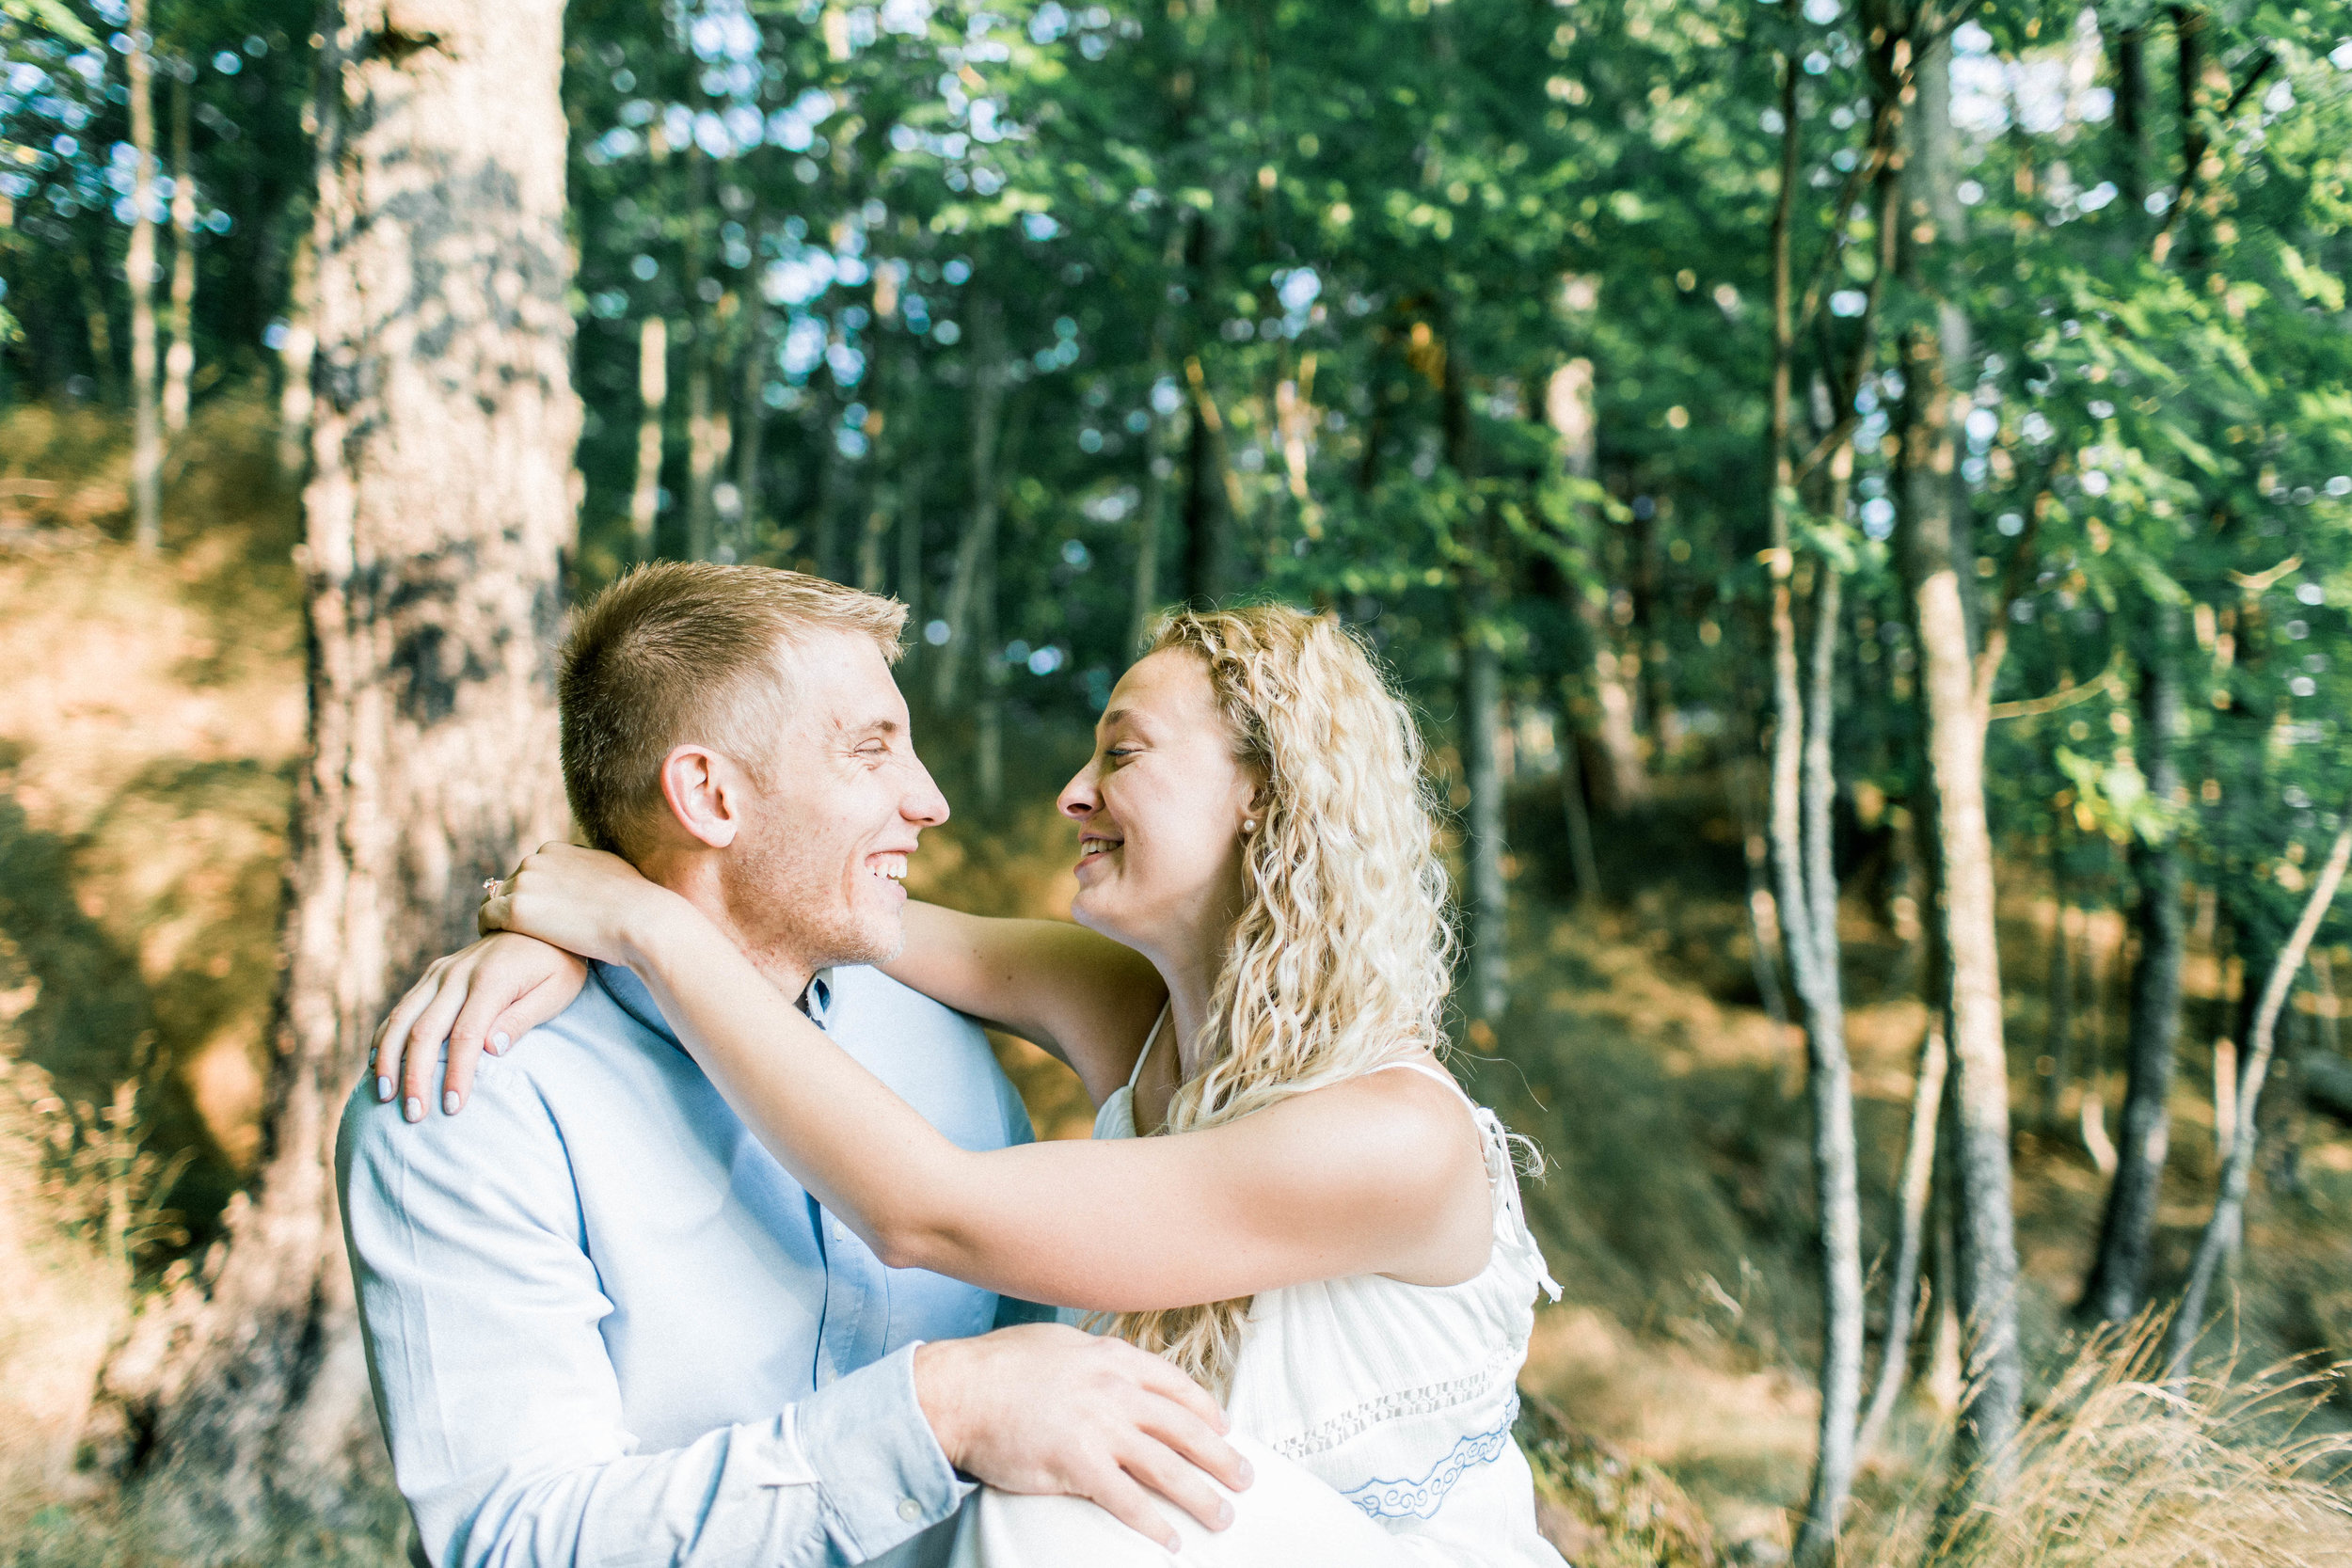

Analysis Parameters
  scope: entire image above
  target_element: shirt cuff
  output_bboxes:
[792,1341,973,1561]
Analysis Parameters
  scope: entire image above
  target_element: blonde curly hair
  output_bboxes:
[1102,604,1456,1397]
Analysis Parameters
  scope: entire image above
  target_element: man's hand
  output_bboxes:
[914,1324,1251,1550]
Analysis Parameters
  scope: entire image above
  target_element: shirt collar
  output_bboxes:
[589,960,836,1044]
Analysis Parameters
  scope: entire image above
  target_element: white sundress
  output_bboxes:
[949,1011,1567,1568]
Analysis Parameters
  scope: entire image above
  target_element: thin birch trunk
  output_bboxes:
[2044,879,2077,1131]
[933,300,1005,706]
[1462,615,1507,1022]
[277,236,316,479]
[1792,563,1862,1568]
[127,0,162,551]
[1884,16,2024,1494]
[629,315,667,560]
[1545,356,1647,812]
[138,0,577,1544]
[1856,1026,1949,1463]
[163,66,197,438]
[2166,822,2352,1376]
[684,327,728,563]
[1130,395,1169,654]
[1760,55,1863,1558]
[976,525,1004,806]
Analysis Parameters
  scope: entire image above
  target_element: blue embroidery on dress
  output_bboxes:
[1337,1395,1518,1523]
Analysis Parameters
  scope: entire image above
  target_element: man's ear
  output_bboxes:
[658,744,743,848]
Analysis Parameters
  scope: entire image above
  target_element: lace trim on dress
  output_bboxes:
[1267,1355,1518,1461]
[1336,1393,1520,1523]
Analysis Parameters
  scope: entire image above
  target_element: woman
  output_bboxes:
[380,606,1564,1566]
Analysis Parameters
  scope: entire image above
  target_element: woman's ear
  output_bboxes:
[658,744,743,848]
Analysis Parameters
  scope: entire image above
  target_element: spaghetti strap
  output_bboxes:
[1362,1058,1473,1105]
[1126,1004,1170,1093]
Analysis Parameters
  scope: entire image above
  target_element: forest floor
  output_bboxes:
[7,396,2352,1560]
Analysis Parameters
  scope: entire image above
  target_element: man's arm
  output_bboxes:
[337,1058,1248,1564]
[337,1071,965,1568]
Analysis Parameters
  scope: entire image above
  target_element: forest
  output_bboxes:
[4,0,2352,1561]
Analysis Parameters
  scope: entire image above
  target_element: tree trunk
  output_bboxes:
[735,308,767,556]
[278,236,317,479]
[1544,356,1648,812]
[1130,392,1169,653]
[1889,21,2023,1497]
[1129,233,1185,655]
[2082,620,2186,1323]
[2167,822,2352,1376]
[138,1,578,1546]
[629,315,668,560]
[856,505,888,594]
[933,301,1006,707]
[684,323,728,563]
[127,0,162,551]
[1180,355,1233,606]
[1856,1025,1947,1463]
[1789,566,1862,1568]
[976,526,1004,807]
[1558,702,1602,905]
[1462,616,1507,1022]
[896,461,927,627]
[2044,871,2077,1131]
[163,66,197,439]
[1761,67,1863,1554]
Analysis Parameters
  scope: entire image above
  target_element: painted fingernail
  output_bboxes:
[1216,1500,1233,1527]
[443,1091,461,1116]
[490,1031,511,1054]
[377,1075,392,1102]
[1237,1458,1254,1486]
[404,1096,423,1123]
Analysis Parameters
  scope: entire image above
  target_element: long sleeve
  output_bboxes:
[336,1073,972,1568]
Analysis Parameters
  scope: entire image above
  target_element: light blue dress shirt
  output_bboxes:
[337,959,1041,1568]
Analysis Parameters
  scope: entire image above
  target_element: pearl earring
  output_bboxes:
[1244,818,1258,834]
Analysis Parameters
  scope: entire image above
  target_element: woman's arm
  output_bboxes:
[487,850,1489,1312]
[886,902,1166,1106]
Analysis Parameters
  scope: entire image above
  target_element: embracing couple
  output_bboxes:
[339,563,1566,1567]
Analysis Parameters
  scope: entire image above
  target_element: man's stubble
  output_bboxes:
[716,785,906,984]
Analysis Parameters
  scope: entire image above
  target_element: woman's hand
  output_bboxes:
[371,934,587,1121]
[480,841,689,967]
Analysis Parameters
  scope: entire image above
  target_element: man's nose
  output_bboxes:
[902,756,950,827]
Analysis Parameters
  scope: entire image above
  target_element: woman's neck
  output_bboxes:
[1127,911,1235,1129]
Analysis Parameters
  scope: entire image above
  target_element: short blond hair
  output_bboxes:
[558,562,907,858]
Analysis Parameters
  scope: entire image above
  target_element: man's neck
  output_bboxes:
[640,850,821,1002]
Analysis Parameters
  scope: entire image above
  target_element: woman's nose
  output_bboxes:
[1058,762,1100,819]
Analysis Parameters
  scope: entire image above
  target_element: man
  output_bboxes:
[337,563,1243,1568]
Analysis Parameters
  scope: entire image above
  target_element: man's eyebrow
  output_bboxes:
[835,716,903,739]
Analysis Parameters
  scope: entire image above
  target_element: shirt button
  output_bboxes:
[898,1497,923,1523]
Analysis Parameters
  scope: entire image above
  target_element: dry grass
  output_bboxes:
[0,1053,130,1523]
[1854,1322,2352,1568]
